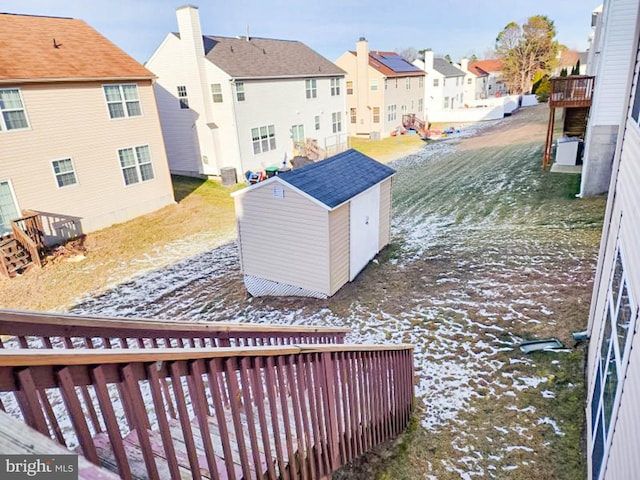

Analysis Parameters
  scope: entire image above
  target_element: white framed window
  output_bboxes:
[444,97,450,109]
[419,77,424,88]
[314,115,320,130]
[331,112,342,133]
[251,125,276,154]
[387,104,396,121]
[433,78,439,87]
[52,158,77,188]
[395,78,398,88]
[350,108,356,124]
[406,78,411,90]
[418,98,423,113]
[211,83,223,103]
[346,81,353,95]
[236,82,245,101]
[0,88,29,131]
[590,246,638,480]
[118,145,155,186]
[305,79,317,99]
[331,78,340,96]
[103,84,142,119]
[373,107,380,123]
[384,78,388,90]
[467,77,472,85]
[177,85,189,109]
[370,79,378,91]
[291,124,304,142]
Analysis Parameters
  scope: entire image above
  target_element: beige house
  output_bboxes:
[232,149,395,298]
[0,13,174,245]
[335,38,425,139]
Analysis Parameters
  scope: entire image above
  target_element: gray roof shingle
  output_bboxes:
[433,58,465,77]
[201,35,345,79]
[278,149,395,208]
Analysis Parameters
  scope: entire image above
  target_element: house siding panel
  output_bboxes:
[328,203,350,295]
[0,81,173,243]
[378,177,392,250]
[586,30,640,479]
[235,182,330,294]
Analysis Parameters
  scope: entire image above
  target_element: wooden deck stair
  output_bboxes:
[0,310,414,480]
[0,234,33,278]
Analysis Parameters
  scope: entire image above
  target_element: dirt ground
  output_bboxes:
[63,104,606,479]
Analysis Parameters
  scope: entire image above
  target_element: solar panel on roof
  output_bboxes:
[371,53,421,73]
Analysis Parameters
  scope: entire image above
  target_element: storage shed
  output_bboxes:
[232,149,395,298]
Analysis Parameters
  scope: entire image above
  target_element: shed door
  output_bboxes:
[349,185,380,281]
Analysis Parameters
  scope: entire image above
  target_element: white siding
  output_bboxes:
[378,177,392,249]
[0,81,174,244]
[586,29,640,479]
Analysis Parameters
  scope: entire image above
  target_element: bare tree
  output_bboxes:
[496,15,559,94]
[396,47,418,63]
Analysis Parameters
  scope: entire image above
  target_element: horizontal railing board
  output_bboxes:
[0,344,414,367]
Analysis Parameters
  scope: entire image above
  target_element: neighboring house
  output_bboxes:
[554,49,588,76]
[0,13,174,245]
[335,38,425,139]
[585,6,640,479]
[232,149,395,298]
[147,6,346,179]
[459,58,489,102]
[414,51,466,121]
[468,59,505,98]
[579,0,639,197]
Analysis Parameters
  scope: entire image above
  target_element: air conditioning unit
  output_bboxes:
[369,131,380,140]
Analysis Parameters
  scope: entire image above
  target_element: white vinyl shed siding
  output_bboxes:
[378,177,392,249]
[235,182,330,294]
[328,203,349,295]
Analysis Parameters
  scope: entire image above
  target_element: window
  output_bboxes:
[0,88,29,131]
[52,158,77,188]
[211,83,223,103]
[406,78,411,90]
[387,104,396,121]
[346,81,353,95]
[373,107,380,123]
[177,85,189,109]
[433,78,439,87]
[104,84,141,119]
[331,78,340,96]
[370,79,378,91]
[395,78,398,88]
[118,145,154,185]
[384,78,388,90]
[291,124,304,142]
[467,78,472,85]
[401,105,407,114]
[236,82,245,101]
[251,125,276,154]
[418,99,423,113]
[350,108,356,124]
[314,115,321,130]
[419,77,424,89]
[305,79,317,99]
[632,70,640,122]
[590,247,638,480]
[444,97,450,109]
[332,112,342,133]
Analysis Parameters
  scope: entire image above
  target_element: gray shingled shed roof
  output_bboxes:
[433,58,465,77]
[277,149,395,209]
[200,35,345,79]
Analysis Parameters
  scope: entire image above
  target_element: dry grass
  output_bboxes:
[349,133,425,163]
[0,176,241,311]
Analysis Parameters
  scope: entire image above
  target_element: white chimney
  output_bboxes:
[176,5,204,58]
[461,57,469,72]
[356,37,369,126]
[423,50,434,70]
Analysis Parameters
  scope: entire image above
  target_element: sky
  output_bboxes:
[2,1,600,64]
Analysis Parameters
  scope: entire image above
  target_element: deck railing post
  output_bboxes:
[321,351,341,471]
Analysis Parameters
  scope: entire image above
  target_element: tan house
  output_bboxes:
[0,13,174,247]
[335,38,425,139]
[232,149,395,298]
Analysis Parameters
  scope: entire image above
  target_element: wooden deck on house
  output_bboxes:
[0,310,414,479]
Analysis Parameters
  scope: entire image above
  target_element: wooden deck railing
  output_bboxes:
[549,75,595,108]
[0,309,349,349]
[0,344,414,479]
[10,210,45,268]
